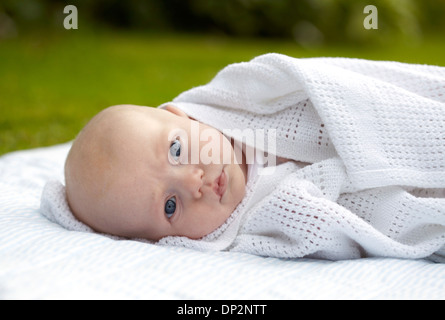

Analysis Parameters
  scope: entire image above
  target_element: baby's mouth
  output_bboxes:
[214,168,227,201]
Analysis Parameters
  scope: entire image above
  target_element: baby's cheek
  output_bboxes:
[211,205,234,233]
[232,169,247,201]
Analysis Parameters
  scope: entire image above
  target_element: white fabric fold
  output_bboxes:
[159,53,445,260]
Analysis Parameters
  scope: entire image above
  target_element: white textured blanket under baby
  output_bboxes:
[41,53,445,261]
[156,53,445,261]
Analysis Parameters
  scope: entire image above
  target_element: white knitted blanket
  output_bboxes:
[157,53,445,261]
[40,53,445,261]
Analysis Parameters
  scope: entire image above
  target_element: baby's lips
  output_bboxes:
[213,169,227,201]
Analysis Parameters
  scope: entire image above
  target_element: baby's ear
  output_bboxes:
[163,105,190,119]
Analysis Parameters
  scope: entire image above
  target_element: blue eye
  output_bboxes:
[169,139,181,162]
[165,197,176,218]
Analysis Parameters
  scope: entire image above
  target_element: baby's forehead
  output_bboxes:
[85,106,177,163]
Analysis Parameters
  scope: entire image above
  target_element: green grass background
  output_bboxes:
[1,28,445,155]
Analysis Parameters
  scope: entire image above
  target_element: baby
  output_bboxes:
[47,53,445,261]
[64,104,250,241]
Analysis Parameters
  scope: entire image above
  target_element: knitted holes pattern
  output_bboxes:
[160,55,445,259]
[235,181,445,260]
[266,99,334,161]
[233,159,445,260]
[338,187,445,255]
[211,99,337,163]
[302,58,445,188]
[234,176,363,260]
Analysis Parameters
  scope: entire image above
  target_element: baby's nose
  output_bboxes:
[182,166,204,199]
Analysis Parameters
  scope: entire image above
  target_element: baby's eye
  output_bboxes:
[169,139,181,162]
[165,196,176,218]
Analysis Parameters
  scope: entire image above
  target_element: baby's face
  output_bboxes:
[65,105,247,241]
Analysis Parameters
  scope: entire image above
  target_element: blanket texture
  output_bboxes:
[41,53,445,261]
[156,53,445,261]
[5,144,445,299]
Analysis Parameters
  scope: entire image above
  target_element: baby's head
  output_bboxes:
[65,105,247,241]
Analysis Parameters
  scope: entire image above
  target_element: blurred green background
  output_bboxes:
[1,0,444,155]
